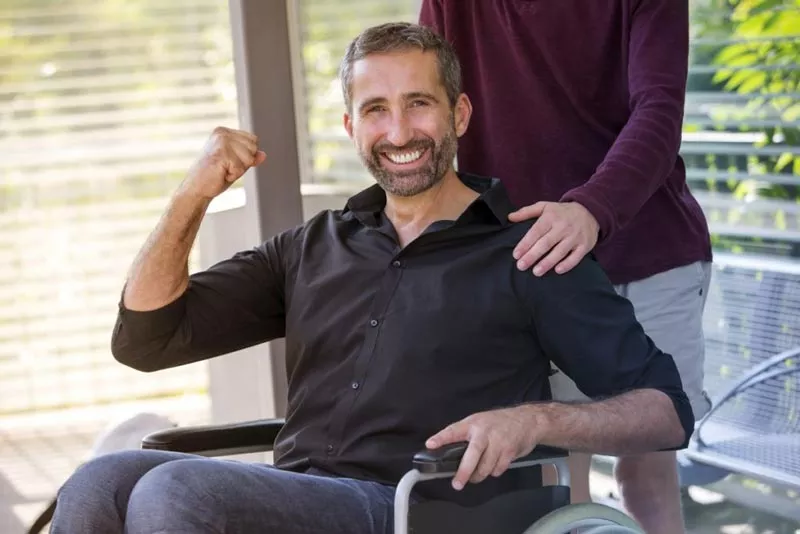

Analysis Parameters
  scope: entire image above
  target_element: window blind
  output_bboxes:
[684,0,799,256]
[297,0,421,188]
[0,0,239,415]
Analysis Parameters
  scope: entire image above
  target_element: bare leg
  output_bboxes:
[565,452,593,503]
[615,450,684,534]
[542,452,592,504]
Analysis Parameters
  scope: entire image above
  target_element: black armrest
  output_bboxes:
[142,418,285,456]
[413,442,568,474]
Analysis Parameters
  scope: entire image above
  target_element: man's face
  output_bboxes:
[344,50,471,197]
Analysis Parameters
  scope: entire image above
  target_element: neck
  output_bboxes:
[384,170,479,246]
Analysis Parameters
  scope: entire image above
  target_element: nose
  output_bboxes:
[385,111,413,148]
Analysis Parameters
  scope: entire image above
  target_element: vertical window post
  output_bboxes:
[227,0,304,417]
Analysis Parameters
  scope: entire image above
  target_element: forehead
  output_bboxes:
[350,49,443,102]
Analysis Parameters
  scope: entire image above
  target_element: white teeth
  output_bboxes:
[387,150,423,164]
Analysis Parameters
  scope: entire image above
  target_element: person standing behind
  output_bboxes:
[420,1,712,533]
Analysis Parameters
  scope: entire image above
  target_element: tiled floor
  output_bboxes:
[0,396,210,533]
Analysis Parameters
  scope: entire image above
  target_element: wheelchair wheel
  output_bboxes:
[522,503,644,533]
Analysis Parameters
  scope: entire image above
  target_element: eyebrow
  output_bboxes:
[357,92,441,114]
[405,91,439,103]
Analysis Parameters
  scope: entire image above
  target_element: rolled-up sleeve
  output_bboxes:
[520,256,695,447]
[111,227,299,372]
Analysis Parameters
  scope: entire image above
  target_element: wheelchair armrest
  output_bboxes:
[413,442,568,474]
[141,418,285,457]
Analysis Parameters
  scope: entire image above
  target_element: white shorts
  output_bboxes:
[549,261,713,420]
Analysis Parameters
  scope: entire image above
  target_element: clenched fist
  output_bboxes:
[181,127,267,200]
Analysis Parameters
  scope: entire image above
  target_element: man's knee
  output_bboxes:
[53,450,173,532]
[59,450,153,503]
[126,459,225,532]
[129,458,212,506]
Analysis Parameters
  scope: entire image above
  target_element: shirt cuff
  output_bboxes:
[116,288,187,340]
[661,386,695,450]
[560,187,615,242]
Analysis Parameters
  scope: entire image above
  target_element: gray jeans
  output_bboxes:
[51,450,395,534]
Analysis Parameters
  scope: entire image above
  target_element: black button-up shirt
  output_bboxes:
[112,174,693,502]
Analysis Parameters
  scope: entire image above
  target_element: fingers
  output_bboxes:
[470,441,501,484]
[427,420,483,491]
[225,135,263,181]
[224,147,250,182]
[491,451,515,478]
[554,245,588,275]
[426,421,467,450]
[431,410,536,491]
[453,433,515,489]
[231,139,259,165]
[213,126,257,145]
[508,201,546,222]
[452,436,485,490]
[237,137,259,158]
[185,127,264,199]
[529,238,575,277]
[513,218,550,264]
[211,126,259,158]
[513,203,593,275]
[516,225,567,273]
[235,129,258,144]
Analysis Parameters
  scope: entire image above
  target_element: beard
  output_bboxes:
[358,125,458,198]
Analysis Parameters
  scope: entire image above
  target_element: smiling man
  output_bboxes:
[51,23,692,534]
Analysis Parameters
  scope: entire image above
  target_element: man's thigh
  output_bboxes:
[550,261,712,419]
[129,459,396,534]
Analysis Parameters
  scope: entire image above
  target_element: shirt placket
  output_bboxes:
[324,253,406,456]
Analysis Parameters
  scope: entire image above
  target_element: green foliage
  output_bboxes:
[692,0,799,253]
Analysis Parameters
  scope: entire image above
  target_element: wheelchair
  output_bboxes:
[143,418,645,533]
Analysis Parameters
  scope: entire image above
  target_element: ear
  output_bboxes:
[453,93,472,138]
[343,112,354,139]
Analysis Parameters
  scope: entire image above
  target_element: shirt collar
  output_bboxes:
[343,172,516,228]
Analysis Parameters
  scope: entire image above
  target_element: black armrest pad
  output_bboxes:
[413,442,568,474]
[142,418,285,454]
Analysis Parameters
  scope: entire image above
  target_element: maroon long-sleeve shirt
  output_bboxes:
[420,0,712,284]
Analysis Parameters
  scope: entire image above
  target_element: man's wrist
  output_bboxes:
[173,182,214,209]
[515,403,555,447]
[561,189,611,241]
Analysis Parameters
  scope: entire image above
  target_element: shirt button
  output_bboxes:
[351,381,360,390]
[326,444,334,453]
[369,319,379,327]
[392,260,402,268]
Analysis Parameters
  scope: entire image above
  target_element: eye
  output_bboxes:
[365,105,387,115]
[410,99,428,107]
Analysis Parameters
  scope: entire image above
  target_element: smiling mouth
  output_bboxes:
[382,148,428,165]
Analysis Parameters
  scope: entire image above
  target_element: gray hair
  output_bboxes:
[339,22,462,112]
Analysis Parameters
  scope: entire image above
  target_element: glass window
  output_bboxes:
[296,0,421,188]
[685,0,800,257]
[0,0,238,417]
